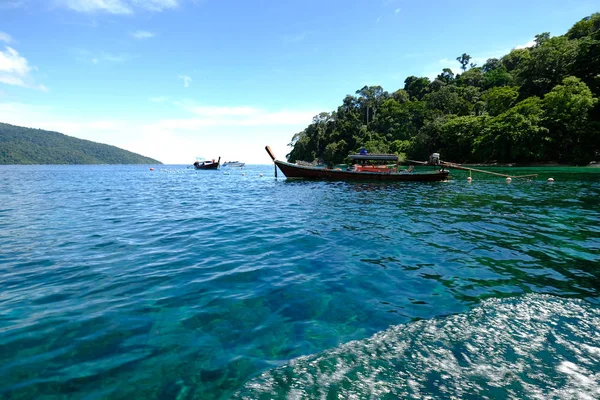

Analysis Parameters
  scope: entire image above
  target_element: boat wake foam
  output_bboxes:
[234,294,600,399]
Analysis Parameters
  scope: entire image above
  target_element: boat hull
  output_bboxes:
[194,156,221,170]
[275,160,449,182]
[194,163,219,170]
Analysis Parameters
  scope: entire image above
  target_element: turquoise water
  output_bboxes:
[0,165,598,399]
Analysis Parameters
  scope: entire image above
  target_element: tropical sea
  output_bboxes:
[0,164,599,399]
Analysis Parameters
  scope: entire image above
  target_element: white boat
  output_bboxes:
[222,161,245,167]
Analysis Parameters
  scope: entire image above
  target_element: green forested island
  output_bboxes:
[0,123,161,165]
[288,14,600,165]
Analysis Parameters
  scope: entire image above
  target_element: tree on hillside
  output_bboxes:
[501,48,531,72]
[477,97,548,162]
[425,86,471,116]
[518,36,579,97]
[534,32,551,47]
[285,13,600,165]
[571,29,600,94]
[392,89,410,103]
[483,86,520,116]
[404,76,430,100]
[484,66,514,88]
[437,68,455,84]
[542,76,598,162]
[456,53,472,72]
[457,68,485,88]
[355,85,388,126]
[566,13,600,39]
[482,58,502,72]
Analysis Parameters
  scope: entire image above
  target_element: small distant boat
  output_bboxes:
[222,161,245,168]
[193,157,220,170]
[265,146,450,182]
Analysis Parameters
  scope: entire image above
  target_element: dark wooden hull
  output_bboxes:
[194,156,221,170]
[194,163,219,169]
[275,160,449,182]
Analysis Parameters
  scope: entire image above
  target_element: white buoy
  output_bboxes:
[259,173,263,177]
[506,177,512,183]
[548,177,554,182]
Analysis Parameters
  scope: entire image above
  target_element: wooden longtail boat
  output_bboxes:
[193,157,221,170]
[265,146,449,182]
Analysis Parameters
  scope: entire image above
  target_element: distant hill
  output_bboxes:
[0,122,161,165]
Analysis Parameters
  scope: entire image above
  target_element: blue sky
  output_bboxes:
[0,0,597,163]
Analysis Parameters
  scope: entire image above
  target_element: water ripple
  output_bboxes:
[0,165,598,399]
[235,294,600,399]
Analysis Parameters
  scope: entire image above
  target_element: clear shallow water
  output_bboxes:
[0,164,598,399]
[236,295,600,399]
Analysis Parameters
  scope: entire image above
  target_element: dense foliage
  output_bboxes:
[0,123,161,165]
[288,14,600,165]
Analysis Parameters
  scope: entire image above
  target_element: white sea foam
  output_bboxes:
[235,295,600,399]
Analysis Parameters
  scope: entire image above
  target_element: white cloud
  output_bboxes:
[0,0,26,9]
[149,96,168,103]
[61,0,178,14]
[283,32,307,43]
[0,46,46,91]
[98,51,128,62]
[170,109,316,127]
[0,32,13,44]
[176,103,256,117]
[179,75,192,88]
[0,47,29,76]
[131,0,178,12]
[131,30,155,39]
[63,0,133,14]
[74,49,130,64]
[0,75,26,86]
[172,101,318,126]
[515,39,536,49]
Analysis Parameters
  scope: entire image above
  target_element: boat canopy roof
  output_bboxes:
[349,153,399,161]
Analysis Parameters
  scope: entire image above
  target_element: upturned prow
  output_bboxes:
[265,146,276,161]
